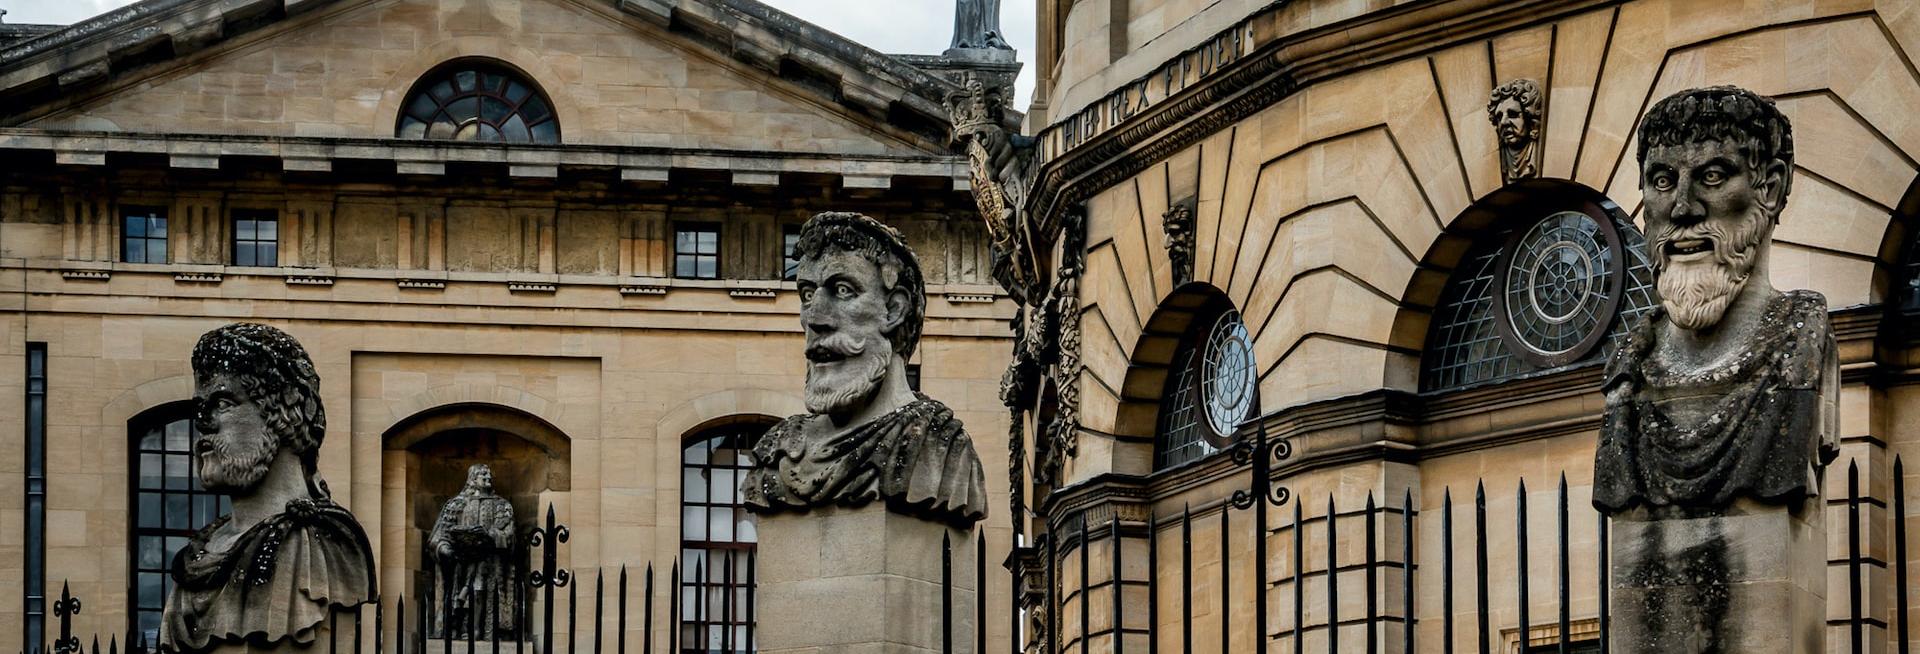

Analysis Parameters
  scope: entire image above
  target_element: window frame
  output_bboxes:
[781,224,802,281]
[395,59,562,144]
[121,207,169,265]
[1153,299,1256,472]
[230,208,280,268]
[24,343,46,654]
[126,403,231,644]
[673,221,722,280]
[679,420,770,654]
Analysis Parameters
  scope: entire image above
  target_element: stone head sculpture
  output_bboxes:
[792,211,926,420]
[191,322,326,495]
[463,463,496,494]
[1488,79,1543,180]
[1635,85,1794,331]
[745,212,986,528]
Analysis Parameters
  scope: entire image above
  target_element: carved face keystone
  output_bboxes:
[193,372,279,494]
[798,248,902,416]
[1495,97,1530,146]
[1641,138,1781,330]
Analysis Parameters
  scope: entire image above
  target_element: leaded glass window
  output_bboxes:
[130,407,231,644]
[396,61,560,143]
[1155,304,1257,471]
[681,422,765,653]
[1419,203,1656,392]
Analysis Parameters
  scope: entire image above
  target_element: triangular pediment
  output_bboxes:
[0,0,963,156]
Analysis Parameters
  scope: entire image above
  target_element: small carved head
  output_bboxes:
[465,464,495,494]
[1487,79,1543,147]
[1636,86,1794,330]
[792,212,926,415]
[190,323,325,493]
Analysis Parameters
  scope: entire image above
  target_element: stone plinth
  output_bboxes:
[755,504,977,654]
[1608,498,1824,654]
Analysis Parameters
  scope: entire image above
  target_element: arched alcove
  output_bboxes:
[382,402,572,607]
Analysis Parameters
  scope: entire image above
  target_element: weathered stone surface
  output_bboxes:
[755,504,977,654]
[1609,499,1825,654]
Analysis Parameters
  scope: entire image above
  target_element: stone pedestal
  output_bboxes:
[1609,498,1824,654]
[755,504,978,654]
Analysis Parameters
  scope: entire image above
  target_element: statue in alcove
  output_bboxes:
[430,464,518,640]
[161,323,376,653]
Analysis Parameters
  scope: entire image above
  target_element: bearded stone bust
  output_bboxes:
[162,323,376,653]
[1592,87,1838,512]
[743,212,989,529]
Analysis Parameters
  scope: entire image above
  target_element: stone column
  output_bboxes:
[755,505,977,654]
[1608,498,1825,653]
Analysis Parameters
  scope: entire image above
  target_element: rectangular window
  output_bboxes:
[906,363,921,392]
[781,225,802,281]
[232,210,279,267]
[674,222,720,280]
[24,343,46,654]
[122,208,168,264]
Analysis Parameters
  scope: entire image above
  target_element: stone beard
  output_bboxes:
[1591,86,1837,513]
[744,212,988,528]
[162,323,376,653]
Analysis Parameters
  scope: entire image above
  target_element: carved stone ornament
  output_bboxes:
[430,464,518,641]
[1487,78,1543,182]
[1592,86,1836,513]
[743,213,989,529]
[162,323,377,653]
[1163,198,1196,286]
[1039,206,1087,486]
[948,73,1043,304]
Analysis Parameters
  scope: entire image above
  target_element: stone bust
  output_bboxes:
[162,323,377,653]
[743,212,989,529]
[1487,78,1543,181]
[430,464,517,640]
[1592,86,1838,513]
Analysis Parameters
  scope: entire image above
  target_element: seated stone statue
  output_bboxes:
[743,212,988,529]
[430,464,517,640]
[1592,86,1839,512]
[161,323,376,653]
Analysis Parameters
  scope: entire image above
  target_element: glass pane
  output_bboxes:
[138,536,165,570]
[125,216,145,237]
[139,453,163,490]
[477,123,500,141]
[735,513,756,543]
[427,119,456,139]
[482,97,511,124]
[147,240,167,265]
[429,80,454,101]
[166,454,190,489]
[502,115,530,142]
[259,243,278,267]
[234,219,255,240]
[711,446,737,466]
[698,231,717,253]
[520,97,551,124]
[683,468,708,503]
[139,428,160,452]
[697,257,716,279]
[194,494,215,527]
[530,120,558,143]
[236,243,256,267]
[682,506,706,541]
[709,508,733,541]
[138,572,164,609]
[165,420,189,451]
[257,219,277,240]
[455,70,477,92]
[676,255,696,278]
[406,93,439,120]
[166,536,187,562]
[150,217,167,237]
[137,492,161,528]
[399,118,428,139]
[676,230,696,253]
[684,440,709,464]
[165,494,189,529]
[506,82,531,104]
[710,469,736,504]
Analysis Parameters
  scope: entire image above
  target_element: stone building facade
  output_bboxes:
[0,0,1020,651]
[980,0,1920,652]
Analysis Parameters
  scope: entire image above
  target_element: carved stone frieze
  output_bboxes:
[947,73,1043,304]
[1037,207,1087,486]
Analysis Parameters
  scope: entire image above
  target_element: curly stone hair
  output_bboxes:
[1485,78,1543,133]
[191,323,327,469]
[793,212,927,359]
[1636,86,1794,201]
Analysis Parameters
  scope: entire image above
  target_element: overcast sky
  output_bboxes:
[0,0,1036,105]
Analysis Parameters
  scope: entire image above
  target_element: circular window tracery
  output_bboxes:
[1201,311,1257,438]
[397,61,560,144]
[1494,210,1624,366]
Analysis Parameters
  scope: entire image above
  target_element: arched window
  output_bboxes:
[396,60,560,143]
[1155,300,1259,471]
[681,419,772,653]
[129,403,230,643]
[1420,196,1656,392]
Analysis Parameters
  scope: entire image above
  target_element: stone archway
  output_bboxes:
[381,403,572,617]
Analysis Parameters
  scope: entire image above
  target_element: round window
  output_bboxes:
[1201,310,1257,439]
[1493,209,1625,367]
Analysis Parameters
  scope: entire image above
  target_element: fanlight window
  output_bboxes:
[1155,305,1259,471]
[397,61,560,143]
[1419,201,1656,392]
